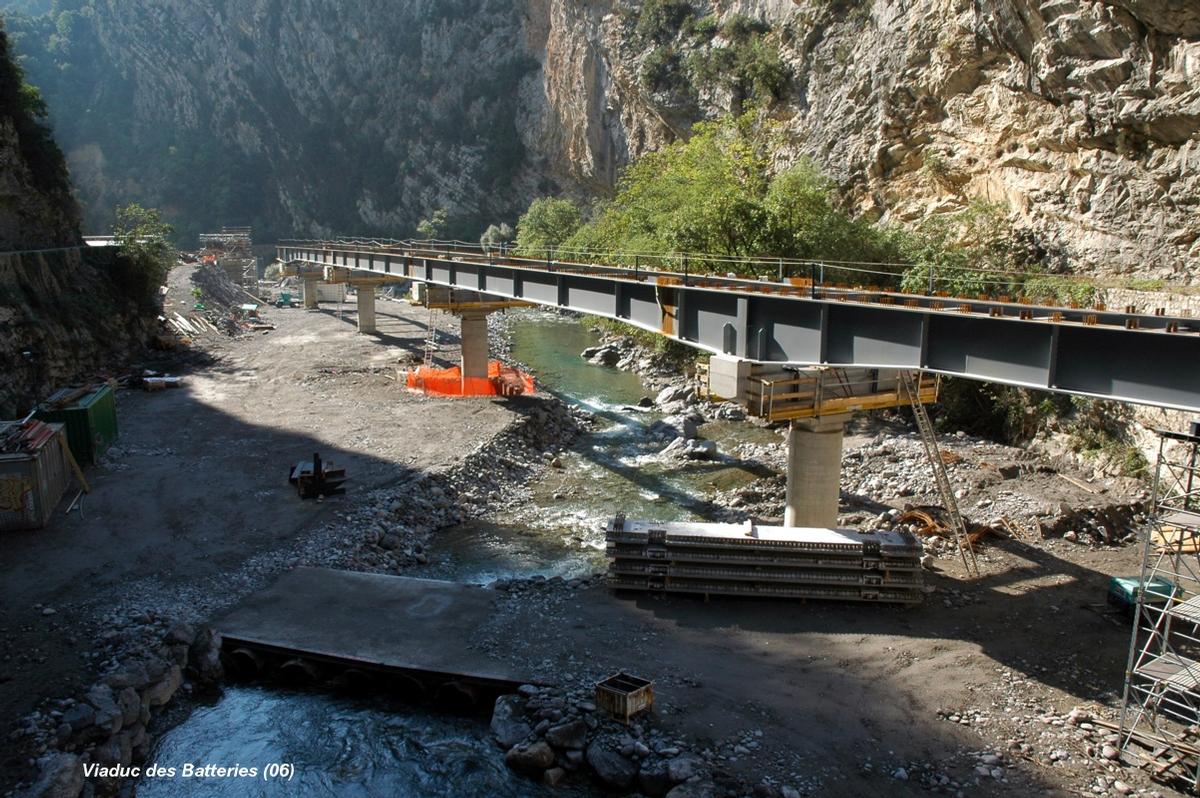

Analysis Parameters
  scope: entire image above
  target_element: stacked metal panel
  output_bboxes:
[605,516,924,604]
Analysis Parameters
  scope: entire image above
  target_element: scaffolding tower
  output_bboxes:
[1119,423,1200,789]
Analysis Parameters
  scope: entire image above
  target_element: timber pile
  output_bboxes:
[605,516,924,604]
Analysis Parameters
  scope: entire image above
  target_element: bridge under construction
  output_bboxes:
[277,238,1200,534]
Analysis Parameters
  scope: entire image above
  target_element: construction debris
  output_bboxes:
[288,452,347,499]
[605,515,924,604]
[595,672,654,724]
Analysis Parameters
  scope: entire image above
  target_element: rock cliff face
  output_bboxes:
[524,0,1199,280]
[0,28,152,415]
[7,0,1198,278]
[0,27,78,250]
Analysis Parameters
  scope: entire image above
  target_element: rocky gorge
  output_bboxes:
[4,0,1197,281]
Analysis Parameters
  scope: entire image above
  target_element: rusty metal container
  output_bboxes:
[595,672,654,723]
[0,422,70,531]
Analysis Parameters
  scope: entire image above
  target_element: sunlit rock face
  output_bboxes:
[17,0,1199,277]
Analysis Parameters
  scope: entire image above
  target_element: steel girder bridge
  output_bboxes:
[277,239,1200,413]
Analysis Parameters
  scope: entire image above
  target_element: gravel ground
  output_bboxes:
[2,270,1186,798]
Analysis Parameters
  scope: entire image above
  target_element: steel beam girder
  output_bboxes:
[278,246,1200,412]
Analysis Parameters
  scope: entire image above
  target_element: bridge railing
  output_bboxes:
[276,237,1197,323]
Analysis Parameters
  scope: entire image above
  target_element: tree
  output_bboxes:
[480,222,514,250]
[416,208,448,240]
[514,198,582,255]
[110,203,173,310]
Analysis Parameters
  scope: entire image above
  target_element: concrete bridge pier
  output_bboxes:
[302,278,320,310]
[459,309,490,382]
[356,288,376,334]
[783,415,849,528]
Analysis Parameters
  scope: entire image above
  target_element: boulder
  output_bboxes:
[163,622,195,646]
[667,755,702,783]
[25,753,83,798]
[142,664,182,708]
[61,703,95,734]
[490,694,532,749]
[104,661,150,691]
[651,415,699,441]
[86,685,122,735]
[506,741,555,775]
[586,741,637,790]
[588,347,620,367]
[655,385,693,406]
[683,440,717,461]
[543,767,567,787]
[638,763,675,796]
[666,781,717,798]
[117,687,141,727]
[544,719,588,750]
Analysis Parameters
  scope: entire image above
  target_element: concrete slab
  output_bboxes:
[214,567,535,687]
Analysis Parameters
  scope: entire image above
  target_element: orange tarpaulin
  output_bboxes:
[406,361,535,397]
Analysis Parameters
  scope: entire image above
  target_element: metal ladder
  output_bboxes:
[423,308,439,367]
[901,371,980,577]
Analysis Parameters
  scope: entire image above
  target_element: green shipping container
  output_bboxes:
[35,384,118,465]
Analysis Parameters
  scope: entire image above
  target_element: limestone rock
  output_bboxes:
[544,719,588,750]
[24,754,83,798]
[490,694,532,749]
[586,741,637,790]
[506,741,555,775]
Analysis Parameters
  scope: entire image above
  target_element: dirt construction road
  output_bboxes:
[0,272,517,788]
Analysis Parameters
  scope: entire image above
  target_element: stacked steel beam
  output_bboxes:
[605,516,924,604]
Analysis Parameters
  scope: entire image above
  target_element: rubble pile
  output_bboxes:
[13,618,223,798]
[489,683,800,798]
[340,398,592,572]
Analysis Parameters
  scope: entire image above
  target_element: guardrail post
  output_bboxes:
[778,258,784,282]
[683,255,689,286]
[634,255,640,282]
[927,266,935,296]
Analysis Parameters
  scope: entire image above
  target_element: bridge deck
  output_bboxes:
[215,567,534,688]
[278,241,1200,412]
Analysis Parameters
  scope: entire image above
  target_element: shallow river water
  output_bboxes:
[138,311,776,795]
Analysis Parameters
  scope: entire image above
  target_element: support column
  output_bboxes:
[459,310,490,382]
[355,288,376,334]
[784,416,848,528]
[302,277,319,309]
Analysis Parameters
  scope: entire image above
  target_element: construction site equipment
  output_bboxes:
[901,371,979,577]
[605,516,924,604]
[199,227,257,289]
[1108,576,1178,615]
[737,367,938,423]
[0,421,71,531]
[423,307,440,367]
[1119,426,1200,789]
[288,453,347,499]
[595,673,654,723]
[405,361,535,398]
[34,384,118,466]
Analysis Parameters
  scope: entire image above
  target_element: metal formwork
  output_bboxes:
[1119,427,1200,788]
[605,517,924,604]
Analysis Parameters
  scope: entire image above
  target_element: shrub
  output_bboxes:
[514,198,582,255]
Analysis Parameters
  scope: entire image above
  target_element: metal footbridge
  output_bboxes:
[278,239,1200,413]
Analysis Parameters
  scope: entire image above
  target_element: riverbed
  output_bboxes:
[136,311,775,795]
